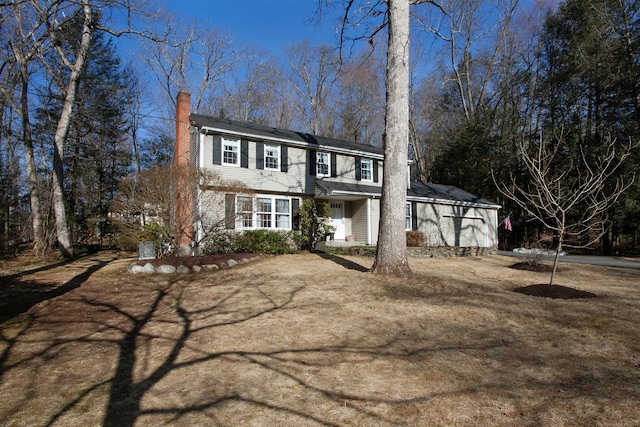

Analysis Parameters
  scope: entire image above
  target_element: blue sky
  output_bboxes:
[163,0,340,53]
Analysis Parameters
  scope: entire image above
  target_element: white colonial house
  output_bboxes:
[174,91,500,249]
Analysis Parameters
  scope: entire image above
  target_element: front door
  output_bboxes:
[329,202,345,240]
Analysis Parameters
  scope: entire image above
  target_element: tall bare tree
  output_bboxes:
[1,2,51,254]
[142,19,241,117]
[370,0,414,277]
[16,0,164,258]
[283,40,339,136]
[496,132,636,285]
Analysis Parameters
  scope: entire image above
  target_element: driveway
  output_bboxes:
[497,250,640,270]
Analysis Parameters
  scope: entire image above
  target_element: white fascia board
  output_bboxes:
[198,125,385,161]
[329,190,381,198]
[406,195,501,210]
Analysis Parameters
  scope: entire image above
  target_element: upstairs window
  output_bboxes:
[265,145,280,170]
[317,152,329,177]
[222,138,240,166]
[361,159,373,181]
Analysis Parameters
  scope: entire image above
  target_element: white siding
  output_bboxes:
[201,135,313,194]
[350,199,369,242]
[415,202,498,248]
[370,199,380,243]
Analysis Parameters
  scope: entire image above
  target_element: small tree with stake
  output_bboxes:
[495,131,635,286]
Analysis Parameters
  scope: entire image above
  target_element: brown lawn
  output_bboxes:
[0,251,639,426]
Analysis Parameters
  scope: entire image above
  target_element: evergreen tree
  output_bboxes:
[536,0,639,253]
[34,13,133,246]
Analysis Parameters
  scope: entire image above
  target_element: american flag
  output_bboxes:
[504,214,512,231]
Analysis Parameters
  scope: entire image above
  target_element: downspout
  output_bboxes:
[367,198,372,245]
[196,132,205,244]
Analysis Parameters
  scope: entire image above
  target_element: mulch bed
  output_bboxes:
[134,253,256,268]
[509,262,557,273]
[514,284,597,299]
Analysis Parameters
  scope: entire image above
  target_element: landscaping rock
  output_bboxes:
[142,263,156,273]
[128,264,147,274]
[227,259,238,267]
[176,265,191,274]
[157,265,176,274]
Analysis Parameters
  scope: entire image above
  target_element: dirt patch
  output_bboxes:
[1,252,639,426]
[509,261,557,273]
[514,283,597,299]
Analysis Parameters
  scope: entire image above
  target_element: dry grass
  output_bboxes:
[1,251,639,426]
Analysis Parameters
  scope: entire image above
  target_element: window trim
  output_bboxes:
[316,152,330,177]
[360,159,373,182]
[405,202,412,231]
[222,137,240,167]
[236,194,293,230]
[264,144,280,171]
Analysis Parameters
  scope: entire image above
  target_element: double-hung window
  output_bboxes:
[257,197,272,228]
[222,137,240,166]
[275,198,290,228]
[238,195,291,230]
[405,203,412,231]
[237,196,253,228]
[317,152,329,177]
[360,159,373,181]
[264,144,280,170]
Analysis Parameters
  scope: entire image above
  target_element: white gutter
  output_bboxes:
[326,189,381,198]
[407,195,501,210]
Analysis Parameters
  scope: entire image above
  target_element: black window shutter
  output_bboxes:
[281,145,288,172]
[331,153,337,177]
[212,135,222,165]
[256,141,264,170]
[411,201,418,231]
[241,140,249,168]
[373,160,379,182]
[292,198,300,230]
[355,157,362,181]
[225,194,236,229]
[308,149,316,175]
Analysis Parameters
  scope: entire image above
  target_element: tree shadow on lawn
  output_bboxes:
[4,260,637,427]
[43,275,512,427]
[314,251,370,272]
[0,257,115,323]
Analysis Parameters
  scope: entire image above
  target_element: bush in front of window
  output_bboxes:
[297,200,334,250]
[233,230,299,254]
[406,230,427,247]
[200,230,237,254]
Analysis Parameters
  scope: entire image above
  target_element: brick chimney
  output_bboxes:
[175,91,193,251]
[175,91,191,166]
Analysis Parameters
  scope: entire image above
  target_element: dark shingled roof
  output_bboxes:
[317,180,499,208]
[408,181,499,208]
[316,180,383,197]
[190,114,384,156]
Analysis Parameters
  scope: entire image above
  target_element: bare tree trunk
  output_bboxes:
[19,69,45,254]
[550,232,563,286]
[371,0,413,278]
[48,0,95,258]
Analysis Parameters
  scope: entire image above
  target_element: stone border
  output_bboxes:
[127,256,260,274]
[327,245,498,258]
